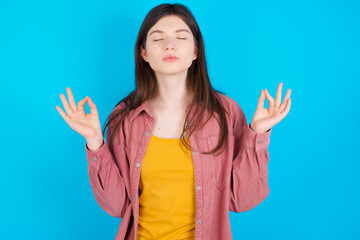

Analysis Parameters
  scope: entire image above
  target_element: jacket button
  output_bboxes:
[92,157,97,162]
[145,131,150,136]
[132,195,135,200]
[196,186,201,190]
[136,162,140,167]
[193,151,198,155]
[258,139,263,144]
[196,219,201,224]
[189,121,192,126]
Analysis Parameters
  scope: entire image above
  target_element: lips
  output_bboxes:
[163,54,179,61]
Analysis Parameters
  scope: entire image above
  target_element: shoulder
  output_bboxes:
[109,101,127,118]
[112,101,127,112]
[215,91,245,117]
[214,92,247,135]
[107,101,129,129]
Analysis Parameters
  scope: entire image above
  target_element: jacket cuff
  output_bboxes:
[243,123,272,152]
[85,139,109,169]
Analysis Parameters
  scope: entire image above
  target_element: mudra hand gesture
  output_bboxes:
[55,87,104,151]
[250,82,292,133]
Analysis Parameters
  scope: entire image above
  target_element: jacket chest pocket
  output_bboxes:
[207,134,234,190]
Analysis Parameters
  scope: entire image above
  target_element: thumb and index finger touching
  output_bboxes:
[77,95,98,115]
[257,89,274,109]
[56,87,98,119]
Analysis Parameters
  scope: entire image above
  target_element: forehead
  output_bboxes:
[148,15,191,35]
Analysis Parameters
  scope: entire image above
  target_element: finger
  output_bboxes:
[281,98,291,116]
[59,93,74,116]
[256,89,266,109]
[56,105,71,124]
[280,88,292,111]
[66,87,77,112]
[264,89,275,107]
[77,96,88,113]
[274,82,283,108]
[87,97,98,115]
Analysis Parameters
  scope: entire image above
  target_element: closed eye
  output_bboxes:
[153,38,187,41]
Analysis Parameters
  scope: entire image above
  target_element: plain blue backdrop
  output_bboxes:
[1,0,359,239]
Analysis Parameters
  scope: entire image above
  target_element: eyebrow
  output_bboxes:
[149,29,191,36]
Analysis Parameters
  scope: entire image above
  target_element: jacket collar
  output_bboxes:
[129,99,151,122]
[129,98,200,122]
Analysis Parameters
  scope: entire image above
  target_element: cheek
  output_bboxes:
[146,48,160,62]
[184,45,196,60]
[184,42,196,54]
[144,42,159,59]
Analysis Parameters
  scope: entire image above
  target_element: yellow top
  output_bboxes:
[137,135,196,240]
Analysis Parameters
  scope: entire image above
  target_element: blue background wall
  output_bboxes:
[1,0,359,239]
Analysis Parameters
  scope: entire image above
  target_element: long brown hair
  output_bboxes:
[103,3,229,155]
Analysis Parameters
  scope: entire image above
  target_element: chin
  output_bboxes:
[161,69,189,75]
[153,66,189,75]
[158,63,193,74]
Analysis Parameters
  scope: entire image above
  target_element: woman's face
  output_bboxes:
[141,15,198,76]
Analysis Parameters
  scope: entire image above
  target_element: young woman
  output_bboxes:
[56,3,291,240]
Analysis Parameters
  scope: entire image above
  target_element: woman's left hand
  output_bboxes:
[250,82,292,133]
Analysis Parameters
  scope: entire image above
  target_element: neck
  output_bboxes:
[152,70,193,109]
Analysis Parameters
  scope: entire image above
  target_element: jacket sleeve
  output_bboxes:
[85,103,129,218]
[229,101,272,213]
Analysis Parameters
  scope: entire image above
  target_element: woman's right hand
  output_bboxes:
[56,87,104,151]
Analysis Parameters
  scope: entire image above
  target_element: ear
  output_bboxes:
[140,46,149,62]
[193,46,198,60]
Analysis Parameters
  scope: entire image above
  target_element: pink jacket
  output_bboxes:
[85,93,272,240]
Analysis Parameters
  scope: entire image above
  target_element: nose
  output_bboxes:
[164,38,175,51]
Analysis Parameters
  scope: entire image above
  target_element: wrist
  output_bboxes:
[86,136,104,151]
[250,122,270,133]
